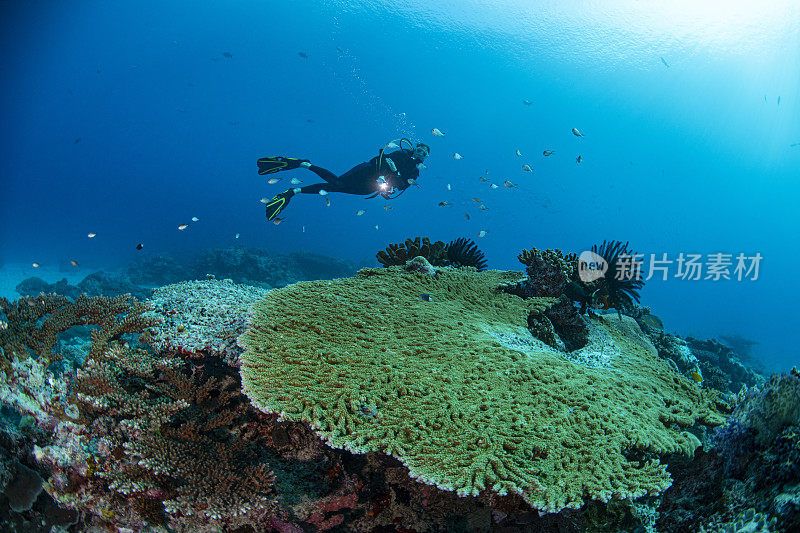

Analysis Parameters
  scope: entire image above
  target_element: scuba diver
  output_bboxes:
[257,139,430,221]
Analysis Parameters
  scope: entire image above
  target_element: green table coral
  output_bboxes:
[239,267,723,513]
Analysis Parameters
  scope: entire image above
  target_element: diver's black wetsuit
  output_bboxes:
[297,149,421,198]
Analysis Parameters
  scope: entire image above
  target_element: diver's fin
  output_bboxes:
[264,190,293,221]
[257,156,309,175]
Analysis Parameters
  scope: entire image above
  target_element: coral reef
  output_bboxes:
[240,266,723,514]
[658,369,799,532]
[128,247,356,289]
[686,337,765,397]
[376,236,488,271]
[14,272,152,306]
[0,293,157,364]
[502,246,588,351]
[514,246,576,298]
[146,279,268,364]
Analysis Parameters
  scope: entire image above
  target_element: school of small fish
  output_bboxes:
[58,121,587,271]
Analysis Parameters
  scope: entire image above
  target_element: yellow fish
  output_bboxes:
[690,372,703,383]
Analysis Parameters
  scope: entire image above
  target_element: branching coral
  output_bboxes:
[0,293,158,363]
[503,246,588,350]
[55,347,282,530]
[240,267,723,514]
[515,247,577,298]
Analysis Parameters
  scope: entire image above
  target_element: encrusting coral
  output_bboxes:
[147,279,268,365]
[240,266,724,514]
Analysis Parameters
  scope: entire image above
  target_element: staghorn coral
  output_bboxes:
[147,279,268,365]
[239,267,724,514]
[48,345,282,531]
[0,293,158,364]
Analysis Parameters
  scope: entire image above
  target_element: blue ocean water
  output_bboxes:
[1,0,798,370]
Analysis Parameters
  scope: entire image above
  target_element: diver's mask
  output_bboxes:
[413,143,430,161]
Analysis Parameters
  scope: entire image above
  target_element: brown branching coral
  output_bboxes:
[64,347,281,530]
[516,247,577,297]
[503,247,588,350]
[0,293,158,364]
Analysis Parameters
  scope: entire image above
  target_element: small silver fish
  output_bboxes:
[191,217,199,222]
[543,150,555,156]
[446,183,452,190]
[260,197,269,203]
[290,178,302,184]
[472,198,482,203]
[32,262,40,268]
[267,177,282,184]
[235,233,240,239]
[356,209,366,216]
[478,205,489,211]
[503,180,518,188]
[522,164,532,172]
[438,201,452,207]
[431,128,445,136]
[478,230,488,237]
[383,205,393,210]
[453,153,463,160]
[302,226,306,232]
[374,225,380,230]
[576,155,582,164]
[177,224,189,230]
[572,128,584,137]
[87,232,97,238]
[479,176,490,182]
[70,260,79,267]
[515,149,523,156]
[273,217,285,225]
[319,190,328,196]
[325,197,331,207]
[522,99,532,106]
[489,184,499,189]
[464,213,470,220]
